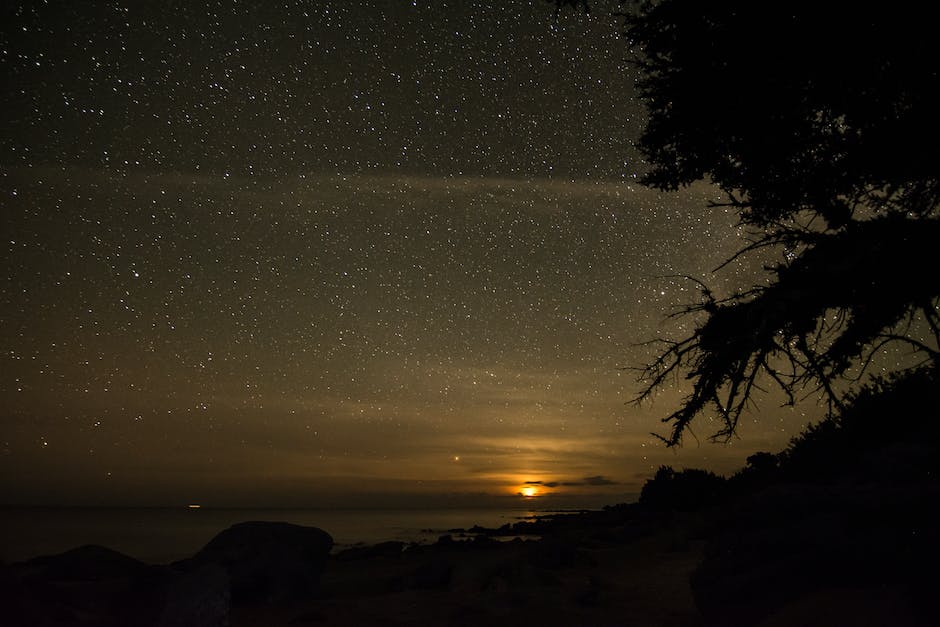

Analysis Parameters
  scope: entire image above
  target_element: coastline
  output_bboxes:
[5,484,935,626]
[0,503,609,565]
[3,503,709,627]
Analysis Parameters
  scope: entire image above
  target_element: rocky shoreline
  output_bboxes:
[3,482,936,627]
[2,505,708,627]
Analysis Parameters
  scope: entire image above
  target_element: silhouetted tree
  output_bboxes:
[558,1,940,444]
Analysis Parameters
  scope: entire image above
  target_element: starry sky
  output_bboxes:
[1,1,815,508]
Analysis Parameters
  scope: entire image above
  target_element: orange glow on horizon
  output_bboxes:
[519,485,539,498]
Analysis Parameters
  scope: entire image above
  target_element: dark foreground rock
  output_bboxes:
[231,513,705,627]
[155,563,230,627]
[2,521,332,627]
[2,545,172,627]
[176,521,333,605]
[11,544,152,582]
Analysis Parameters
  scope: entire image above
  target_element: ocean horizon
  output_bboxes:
[0,501,621,565]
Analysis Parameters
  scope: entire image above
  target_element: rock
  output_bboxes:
[15,544,150,582]
[179,521,333,605]
[471,535,498,548]
[0,561,63,627]
[157,563,230,627]
[8,545,164,627]
[334,541,404,561]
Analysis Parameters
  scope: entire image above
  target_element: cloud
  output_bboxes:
[524,480,561,487]
[526,476,619,488]
[581,475,619,486]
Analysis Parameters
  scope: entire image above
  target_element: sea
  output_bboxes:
[0,504,603,565]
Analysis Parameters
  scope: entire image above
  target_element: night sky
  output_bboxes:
[1,1,815,508]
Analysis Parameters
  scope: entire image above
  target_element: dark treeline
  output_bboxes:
[632,365,939,625]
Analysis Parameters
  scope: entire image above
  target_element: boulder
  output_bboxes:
[15,544,151,582]
[179,521,333,605]
[156,563,230,627]
[8,545,165,627]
